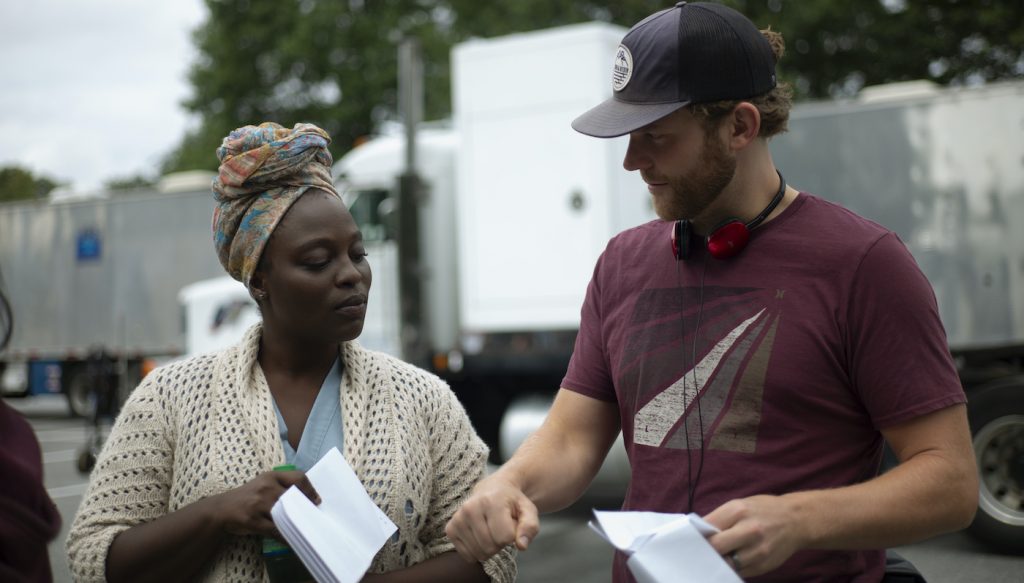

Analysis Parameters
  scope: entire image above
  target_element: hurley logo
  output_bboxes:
[612,45,633,91]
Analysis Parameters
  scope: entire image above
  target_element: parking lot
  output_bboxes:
[11,394,1024,583]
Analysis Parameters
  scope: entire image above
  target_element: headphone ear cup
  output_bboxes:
[672,220,694,261]
[705,219,750,260]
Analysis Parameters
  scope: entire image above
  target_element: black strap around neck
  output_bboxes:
[745,169,786,231]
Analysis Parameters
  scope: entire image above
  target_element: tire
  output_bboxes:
[76,448,96,474]
[65,366,93,418]
[967,379,1024,554]
[117,359,142,409]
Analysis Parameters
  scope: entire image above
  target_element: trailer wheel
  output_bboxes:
[65,367,92,418]
[967,380,1024,554]
[76,448,96,474]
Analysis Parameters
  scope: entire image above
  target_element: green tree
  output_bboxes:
[162,0,663,174]
[164,0,1023,173]
[0,166,61,203]
[731,0,1024,98]
[105,174,157,192]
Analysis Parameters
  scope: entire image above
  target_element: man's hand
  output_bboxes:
[445,473,540,563]
[704,494,806,578]
[212,470,320,537]
[445,389,619,564]
[703,406,977,578]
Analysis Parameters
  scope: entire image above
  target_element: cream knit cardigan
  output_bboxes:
[67,325,516,582]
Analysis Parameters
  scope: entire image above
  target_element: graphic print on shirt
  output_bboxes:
[622,285,782,453]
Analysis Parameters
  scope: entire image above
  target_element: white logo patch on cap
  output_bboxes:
[612,45,633,92]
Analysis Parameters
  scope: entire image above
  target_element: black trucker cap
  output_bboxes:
[572,1,777,138]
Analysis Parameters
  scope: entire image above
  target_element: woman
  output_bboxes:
[66,122,515,583]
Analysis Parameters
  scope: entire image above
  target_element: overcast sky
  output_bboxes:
[0,1,206,192]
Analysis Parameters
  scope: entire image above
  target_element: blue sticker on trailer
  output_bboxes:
[29,361,63,395]
[77,229,101,261]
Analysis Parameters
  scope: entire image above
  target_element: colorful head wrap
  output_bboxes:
[212,122,341,288]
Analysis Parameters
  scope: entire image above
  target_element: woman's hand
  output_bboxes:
[104,470,318,583]
[213,470,320,537]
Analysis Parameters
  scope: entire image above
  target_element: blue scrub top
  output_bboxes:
[271,358,344,472]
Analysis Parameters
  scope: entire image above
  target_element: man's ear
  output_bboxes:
[727,102,762,150]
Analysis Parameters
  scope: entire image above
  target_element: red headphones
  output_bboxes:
[671,170,787,261]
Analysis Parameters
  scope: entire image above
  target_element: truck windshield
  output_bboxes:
[345,189,392,242]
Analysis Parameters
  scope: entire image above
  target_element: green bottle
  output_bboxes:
[262,464,314,583]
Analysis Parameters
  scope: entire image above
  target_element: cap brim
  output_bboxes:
[571,98,690,138]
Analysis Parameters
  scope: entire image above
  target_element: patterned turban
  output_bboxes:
[212,122,341,288]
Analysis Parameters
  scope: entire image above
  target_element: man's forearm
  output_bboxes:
[496,409,617,514]
[445,389,622,562]
[789,449,977,550]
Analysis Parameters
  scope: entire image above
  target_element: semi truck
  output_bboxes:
[335,27,1024,550]
[0,172,225,415]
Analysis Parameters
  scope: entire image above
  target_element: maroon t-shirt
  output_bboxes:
[562,193,965,583]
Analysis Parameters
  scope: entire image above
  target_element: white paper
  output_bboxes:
[588,510,741,583]
[271,447,398,583]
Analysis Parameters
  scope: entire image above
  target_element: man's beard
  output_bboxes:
[651,134,736,221]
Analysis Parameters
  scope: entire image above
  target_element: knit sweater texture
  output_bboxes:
[66,324,516,582]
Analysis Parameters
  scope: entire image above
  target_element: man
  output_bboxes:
[445,2,978,582]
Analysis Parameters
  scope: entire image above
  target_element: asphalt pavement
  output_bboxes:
[9,394,1024,583]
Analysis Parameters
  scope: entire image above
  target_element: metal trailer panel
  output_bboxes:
[770,81,1024,351]
[0,189,225,358]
